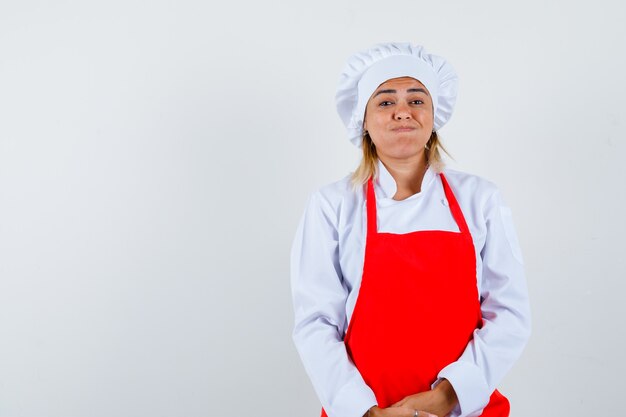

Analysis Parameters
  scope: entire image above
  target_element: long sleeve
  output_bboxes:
[436,188,532,416]
[290,191,377,417]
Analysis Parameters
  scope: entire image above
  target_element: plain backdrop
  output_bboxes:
[1,1,625,416]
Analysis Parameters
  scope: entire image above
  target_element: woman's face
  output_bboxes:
[363,76,434,162]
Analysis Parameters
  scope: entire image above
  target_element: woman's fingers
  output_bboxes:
[399,409,438,417]
[384,406,438,417]
[416,412,438,417]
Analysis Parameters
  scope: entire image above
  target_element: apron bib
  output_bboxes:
[321,173,509,417]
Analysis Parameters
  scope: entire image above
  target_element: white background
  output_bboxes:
[1,1,625,416]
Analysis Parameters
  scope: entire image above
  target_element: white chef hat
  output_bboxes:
[335,42,459,148]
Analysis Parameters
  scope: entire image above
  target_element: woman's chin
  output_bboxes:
[384,143,426,159]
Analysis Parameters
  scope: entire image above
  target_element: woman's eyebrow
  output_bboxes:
[373,88,429,97]
[407,88,429,96]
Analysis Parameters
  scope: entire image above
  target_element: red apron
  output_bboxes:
[321,173,509,417]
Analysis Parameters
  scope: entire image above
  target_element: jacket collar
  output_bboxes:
[374,158,436,202]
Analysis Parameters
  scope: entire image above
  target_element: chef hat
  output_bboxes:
[335,42,459,148]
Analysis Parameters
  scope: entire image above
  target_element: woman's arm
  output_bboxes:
[434,187,532,416]
[291,190,377,417]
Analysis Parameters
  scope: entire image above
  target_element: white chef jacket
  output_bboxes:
[290,159,531,417]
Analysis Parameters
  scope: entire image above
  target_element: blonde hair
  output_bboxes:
[349,131,450,192]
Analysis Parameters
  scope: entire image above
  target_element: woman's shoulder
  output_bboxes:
[302,173,361,224]
[313,173,360,208]
[440,167,502,207]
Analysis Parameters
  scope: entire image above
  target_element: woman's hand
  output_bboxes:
[389,379,458,417]
[365,405,438,417]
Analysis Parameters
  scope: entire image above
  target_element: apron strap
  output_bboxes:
[439,172,471,235]
[366,177,378,236]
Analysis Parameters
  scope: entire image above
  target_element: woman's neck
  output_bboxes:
[379,155,428,201]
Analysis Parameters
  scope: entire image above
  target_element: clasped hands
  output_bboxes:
[365,379,458,417]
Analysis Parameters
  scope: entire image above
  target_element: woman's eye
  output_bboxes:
[379,101,393,107]
[411,100,424,105]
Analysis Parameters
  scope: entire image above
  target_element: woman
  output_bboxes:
[290,42,531,417]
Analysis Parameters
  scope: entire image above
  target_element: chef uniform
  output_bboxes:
[290,43,531,417]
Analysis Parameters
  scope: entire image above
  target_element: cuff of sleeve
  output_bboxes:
[435,362,490,417]
[329,378,377,417]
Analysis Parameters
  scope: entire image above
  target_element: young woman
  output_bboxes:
[291,42,531,417]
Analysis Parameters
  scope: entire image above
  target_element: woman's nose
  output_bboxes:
[394,103,412,120]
